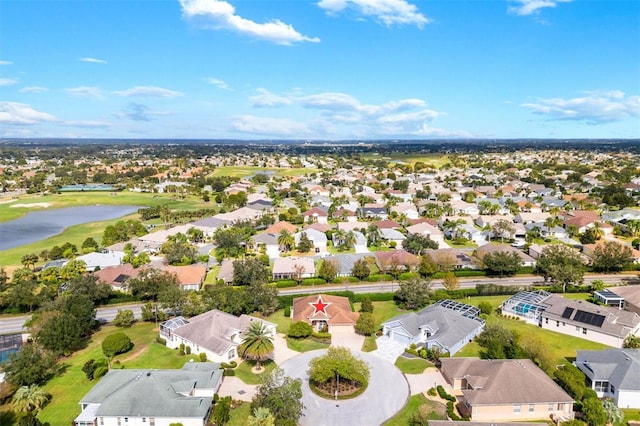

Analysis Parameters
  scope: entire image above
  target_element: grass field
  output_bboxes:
[209,166,320,178]
[35,321,188,424]
[361,153,451,168]
[287,338,330,352]
[234,359,276,385]
[394,357,433,374]
[384,394,447,425]
[228,401,252,426]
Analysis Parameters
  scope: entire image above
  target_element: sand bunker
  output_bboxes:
[9,202,52,209]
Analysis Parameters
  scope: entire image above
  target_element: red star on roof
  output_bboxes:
[310,296,330,315]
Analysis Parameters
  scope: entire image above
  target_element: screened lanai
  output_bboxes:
[501,290,551,323]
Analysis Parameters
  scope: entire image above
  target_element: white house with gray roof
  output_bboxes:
[576,349,640,408]
[74,362,222,426]
[160,310,276,363]
[381,300,485,355]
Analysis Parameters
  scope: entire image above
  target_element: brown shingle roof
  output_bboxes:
[292,294,359,326]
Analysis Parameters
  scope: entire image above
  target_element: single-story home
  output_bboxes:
[159,309,276,363]
[272,256,316,281]
[381,300,485,355]
[74,362,223,426]
[575,348,640,409]
[440,357,574,422]
[291,294,359,333]
[162,264,207,291]
[93,263,143,292]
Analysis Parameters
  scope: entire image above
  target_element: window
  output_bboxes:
[557,403,564,411]
[556,321,560,327]
[513,404,521,413]
[583,328,587,335]
[576,326,580,331]
[142,419,146,423]
[595,381,609,392]
[150,419,155,426]
[100,418,104,426]
[610,384,615,394]
[529,404,535,413]
[117,419,121,426]
[548,403,554,412]
[124,419,128,424]
[545,318,548,324]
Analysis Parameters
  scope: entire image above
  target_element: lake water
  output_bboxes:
[0,205,140,251]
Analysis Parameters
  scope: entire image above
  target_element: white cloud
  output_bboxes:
[250,88,293,107]
[508,0,572,16]
[300,92,361,110]
[63,120,111,128]
[0,78,18,86]
[0,102,57,125]
[179,0,320,45]
[204,77,230,90]
[521,90,640,124]
[65,86,103,98]
[113,86,183,98]
[229,114,310,135]
[80,57,108,64]
[0,60,13,66]
[318,0,431,27]
[19,86,49,93]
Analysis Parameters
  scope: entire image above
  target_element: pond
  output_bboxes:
[0,205,140,251]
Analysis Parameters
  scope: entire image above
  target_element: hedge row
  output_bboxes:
[367,273,393,282]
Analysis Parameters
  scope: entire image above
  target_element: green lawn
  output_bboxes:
[209,166,319,178]
[384,394,447,425]
[394,357,433,374]
[264,309,292,334]
[36,322,189,424]
[234,359,276,385]
[362,335,378,352]
[455,313,610,364]
[287,338,330,352]
[228,401,252,426]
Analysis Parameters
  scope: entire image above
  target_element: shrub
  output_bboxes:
[447,401,461,421]
[199,352,207,362]
[367,274,392,282]
[155,336,166,345]
[220,361,237,369]
[222,369,235,377]
[185,346,191,355]
[82,359,97,380]
[94,366,108,379]
[427,387,437,396]
[288,321,313,338]
[102,332,134,359]
[437,385,456,402]
[311,331,331,343]
[113,309,135,328]
[359,296,374,313]
[478,301,493,315]
[301,278,326,286]
[398,272,418,281]
[275,280,297,288]
[353,292,394,302]
[283,305,291,317]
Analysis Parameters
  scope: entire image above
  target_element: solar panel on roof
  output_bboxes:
[573,310,606,327]
[561,307,574,319]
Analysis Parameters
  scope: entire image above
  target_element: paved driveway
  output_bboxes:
[280,349,409,426]
[405,367,450,395]
[217,376,257,402]
[272,333,301,365]
[330,327,365,352]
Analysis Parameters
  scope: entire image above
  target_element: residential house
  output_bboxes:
[583,242,640,265]
[76,251,125,272]
[390,202,420,219]
[424,248,478,270]
[272,256,316,281]
[291,294,359,332]
[214,206,264,224]
[250,231,280,259]
[321,254,373,277]
[514,212,551,224]
[303,207,329,224]
[475,244,536,267]
[74,363,223,426]
[576,349,640,409]
[379,228,406,246]
[216,259,234,285]
[449,200,480,216]
[540,297,640,348]
[264,221,297,235]
[375,249,420,273]
[440,357,574,422]
[359,203,388,219]
[560,210,604,234]
[295,228,328,254]
[381,300,485,355]
[159,309,276,363]
[162,264,207,291]
[93,263,143,292]
[607,286,640,315]
[406,222,445,248]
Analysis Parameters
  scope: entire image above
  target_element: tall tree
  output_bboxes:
[395,277,432,310]
[3,344,58,387]
[238,321,274,371]
[592,241,634,272]
[277,230,295,252]
[251,368,304,426]
[481,251,521,277]
[233,257,270,286]
[536,244,585,292]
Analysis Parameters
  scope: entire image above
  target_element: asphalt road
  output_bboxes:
[0,304,143,335]
[1,273,637,335]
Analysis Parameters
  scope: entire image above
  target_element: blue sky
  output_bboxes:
[1,0,639,140]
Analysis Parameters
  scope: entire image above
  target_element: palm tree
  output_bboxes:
[591,221,604,240]
[238,321,274,371]
[343,231,356,250]
[277,230,294,252]
[12,384,50,415]
[365,225,381,247]
[627,219,640,237]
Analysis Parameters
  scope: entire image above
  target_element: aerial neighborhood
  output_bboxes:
[0,141,639,426]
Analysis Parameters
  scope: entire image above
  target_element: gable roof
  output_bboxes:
[93,263,142,288]
[264,221,297,234]
[162,264,207,287]
[441,358,574,405]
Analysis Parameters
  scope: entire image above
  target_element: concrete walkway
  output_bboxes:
[280,349,410,426]
[217,376,257,402]
[272,333,301,365]
[330,328,365,352]
[405,367,450,395]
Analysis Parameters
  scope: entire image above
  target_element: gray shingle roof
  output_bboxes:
[577,349,640,391]
[79,363,222,417]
